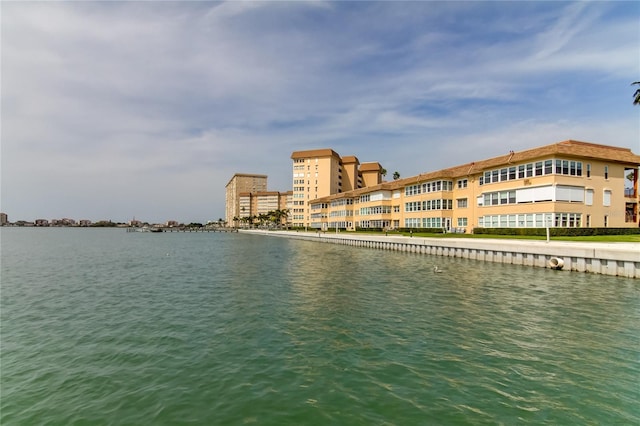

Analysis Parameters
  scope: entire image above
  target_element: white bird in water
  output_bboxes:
[433,266,444,273]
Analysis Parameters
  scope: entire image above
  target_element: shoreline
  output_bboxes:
[240,229,640,279]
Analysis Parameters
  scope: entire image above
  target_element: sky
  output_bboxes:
[2,1,639,224]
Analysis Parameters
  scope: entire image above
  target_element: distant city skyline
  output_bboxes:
[2,1,639,223]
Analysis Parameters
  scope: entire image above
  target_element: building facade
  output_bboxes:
[225,173,268,225]
[291,149,384,227]
[237,191,292,226]
[308,140,640,231]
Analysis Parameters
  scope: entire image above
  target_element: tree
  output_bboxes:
[271,208,290,229]
[380,168,387,177]
[633,81,640,105]
[393,171,401,180]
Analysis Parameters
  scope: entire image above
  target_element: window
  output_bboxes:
[604,165,609,180]
[526,164,533,177]
[500,191,508,204]
[603,190,611,207]
[556,186,584,202]
[405,202,421,212]
[545,160,553,175]
[518,165,525,179]
[457,217,468,227]
[457,179,468,189]
[585,189,594,205]
[405,184,421,196]
[457,198,468,208]
[604,215,608,227]
[535,162,543,176]
[586,164,591,178]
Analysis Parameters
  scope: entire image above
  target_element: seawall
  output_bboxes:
[240,230,640,279]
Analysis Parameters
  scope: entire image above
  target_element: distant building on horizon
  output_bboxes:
[0,213,7,226]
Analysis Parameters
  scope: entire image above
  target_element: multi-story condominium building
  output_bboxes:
[0,213,8,226]
[291,149,384,227]
[237,191,292,225]
[51,218,77,226]
[225,173,268,224]
[308,140,640,231]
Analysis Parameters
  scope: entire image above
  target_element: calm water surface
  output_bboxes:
[1,228,639,425]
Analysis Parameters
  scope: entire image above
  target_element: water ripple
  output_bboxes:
[1,229,639,424]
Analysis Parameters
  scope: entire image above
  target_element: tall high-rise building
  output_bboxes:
[290,149,384,227]
[225,173,268,224]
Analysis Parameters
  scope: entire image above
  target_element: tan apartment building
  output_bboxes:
[225,173,268,224]
[237,191,292,225]
[291,148,384,227]
[309,140,640,231]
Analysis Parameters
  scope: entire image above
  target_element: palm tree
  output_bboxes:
[269,208,289,229]
[393,171,401,180]
[633,81,640,105]
[280,208,290,228]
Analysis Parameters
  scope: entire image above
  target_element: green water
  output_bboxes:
[1,228,638,425]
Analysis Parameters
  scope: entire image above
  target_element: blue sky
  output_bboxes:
[2,1,639,223]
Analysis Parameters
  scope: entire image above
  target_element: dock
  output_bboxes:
[126,227,238,233]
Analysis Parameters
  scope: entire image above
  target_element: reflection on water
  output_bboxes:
[1,229,638,424]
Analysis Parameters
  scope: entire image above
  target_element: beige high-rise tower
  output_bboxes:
[225,173,267,224]
[291,149,384,227]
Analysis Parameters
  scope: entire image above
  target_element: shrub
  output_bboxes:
[473,227,640,236]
